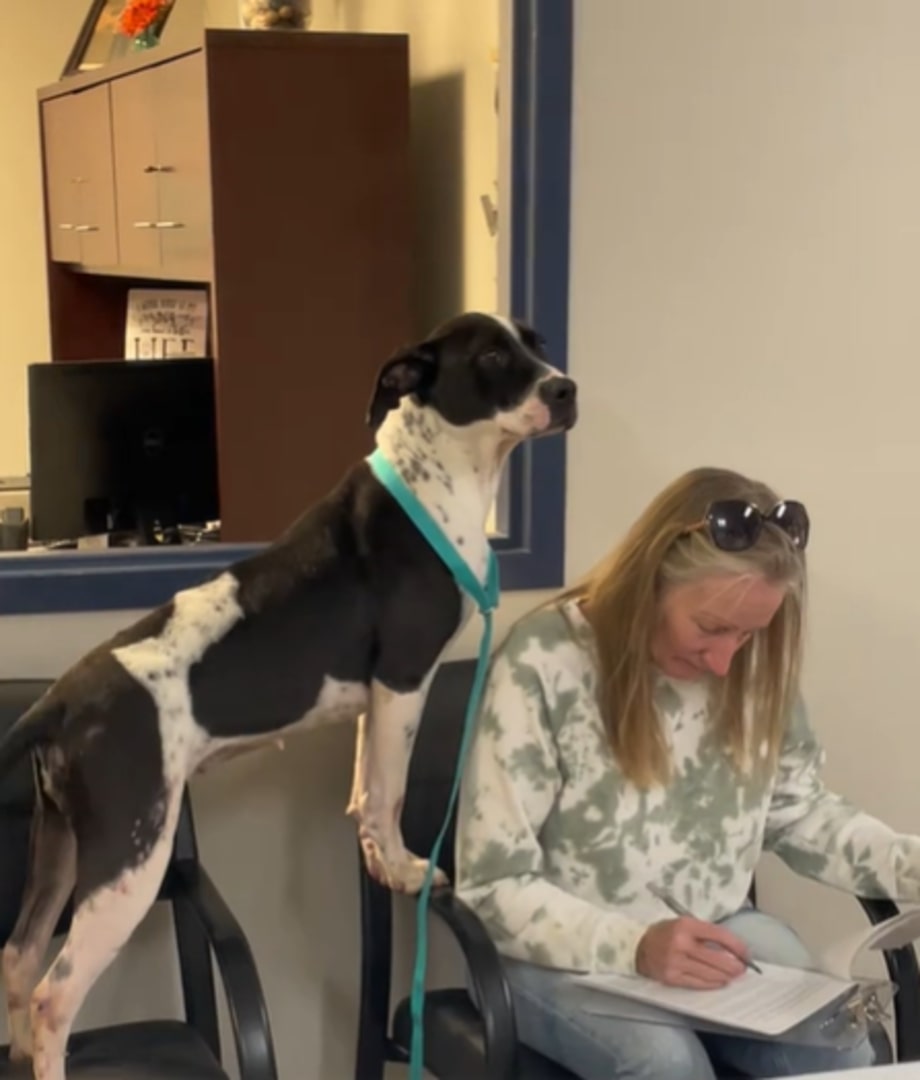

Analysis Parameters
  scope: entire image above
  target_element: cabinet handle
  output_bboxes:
[154,221,185,229]
[57,224,74,231]
[143,165,175,173]
[73,225,99,233]
[132,221,157,229]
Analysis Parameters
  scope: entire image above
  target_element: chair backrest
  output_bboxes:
[0,680,57,943]
[401,658,478,878]
[355,658,478,1078]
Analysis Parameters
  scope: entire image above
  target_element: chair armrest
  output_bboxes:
[429,886,518,1078]
[173,863,279,1080]
[856,896,920,1062]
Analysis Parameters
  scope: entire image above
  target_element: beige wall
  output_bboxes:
[0,1,89,478]
[567,0,920,975]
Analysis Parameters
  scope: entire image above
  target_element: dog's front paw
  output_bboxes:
[361,837,448,894]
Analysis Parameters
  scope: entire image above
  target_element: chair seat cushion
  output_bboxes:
[393,989,577,1080]
[0,1020,228,1079]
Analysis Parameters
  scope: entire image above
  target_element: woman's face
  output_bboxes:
[651,573,786,681]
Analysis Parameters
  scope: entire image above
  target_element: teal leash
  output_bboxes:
[366,450,499,1080]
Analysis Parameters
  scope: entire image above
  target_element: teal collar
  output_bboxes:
[366,448,499,613]
[366,446,500,1080]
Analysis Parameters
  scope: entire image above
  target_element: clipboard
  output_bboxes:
[569,965,895,1050]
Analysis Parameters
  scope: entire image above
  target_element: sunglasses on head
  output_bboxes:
[687,499,810,552]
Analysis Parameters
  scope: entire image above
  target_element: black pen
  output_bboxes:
[648,883,763,975]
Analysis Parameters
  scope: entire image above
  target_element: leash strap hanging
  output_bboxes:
[366,450,499,1080]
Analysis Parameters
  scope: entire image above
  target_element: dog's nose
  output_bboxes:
[539,376,577,407]
[538,376,577,431]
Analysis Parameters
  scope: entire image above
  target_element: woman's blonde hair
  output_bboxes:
[563,466,806,787]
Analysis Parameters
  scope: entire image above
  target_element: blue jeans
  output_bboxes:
[494,910,878,1079]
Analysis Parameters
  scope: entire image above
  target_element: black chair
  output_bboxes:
[0,680,278,1080]
[355,659,920,1079]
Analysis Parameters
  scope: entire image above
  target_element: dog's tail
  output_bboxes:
[0,689,66,777]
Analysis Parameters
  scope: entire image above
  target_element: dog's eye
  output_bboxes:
[479,350,509,367]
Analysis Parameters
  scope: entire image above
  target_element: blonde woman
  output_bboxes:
[455,467,913,1078]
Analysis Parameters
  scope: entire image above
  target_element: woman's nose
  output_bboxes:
[702,639,740,677]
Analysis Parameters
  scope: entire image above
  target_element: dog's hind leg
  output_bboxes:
[348,678,448,894]
[29,782,184,1080]
[2,767,76,1063]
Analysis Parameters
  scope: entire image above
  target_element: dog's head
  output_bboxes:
[366,312,577,439]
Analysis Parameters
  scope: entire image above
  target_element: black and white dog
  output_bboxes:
[0,312,576,1080]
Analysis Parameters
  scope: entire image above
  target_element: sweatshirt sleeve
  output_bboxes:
[764,698,920,901]
[453,634,647,974]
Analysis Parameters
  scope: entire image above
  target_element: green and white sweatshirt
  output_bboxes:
[454,597,920,975]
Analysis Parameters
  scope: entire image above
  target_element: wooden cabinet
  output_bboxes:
[110,53,211,279]
[41,84,118,267]
[37,31,411,542]
[44,55,211,279]
[109,70,159,270]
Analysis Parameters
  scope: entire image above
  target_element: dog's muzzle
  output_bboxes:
[539,375,578,430]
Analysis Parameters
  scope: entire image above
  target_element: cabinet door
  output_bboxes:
[41,95,83,263]
[154,54,212,280]
[111,69,161,271]
[72,84,119,267]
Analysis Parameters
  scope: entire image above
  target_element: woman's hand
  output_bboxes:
[636,917,751,989]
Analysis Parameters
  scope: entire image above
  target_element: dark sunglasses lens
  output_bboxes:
[771,500,810,549]
[706,501,761,551]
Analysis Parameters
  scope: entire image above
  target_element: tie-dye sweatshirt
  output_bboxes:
[454,597,920,975]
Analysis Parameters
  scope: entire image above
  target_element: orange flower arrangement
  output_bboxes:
[118,0,172,38]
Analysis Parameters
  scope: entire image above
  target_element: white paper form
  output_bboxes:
[571,962,855,1037]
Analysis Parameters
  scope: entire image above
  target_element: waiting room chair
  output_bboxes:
[355,659,920,1079]
[0,679,278,1079]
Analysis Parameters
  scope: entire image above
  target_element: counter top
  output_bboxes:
[0,544,263,615]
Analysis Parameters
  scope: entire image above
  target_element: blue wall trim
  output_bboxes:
[0,545,261,615]
[496,0,573,591]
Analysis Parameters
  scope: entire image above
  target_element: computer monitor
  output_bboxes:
[28,358,220,545]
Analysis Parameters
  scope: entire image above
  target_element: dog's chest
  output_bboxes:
[279,675,369,734]
[199,675,369,768]
[376,410,498,581]
[410,477,494,588]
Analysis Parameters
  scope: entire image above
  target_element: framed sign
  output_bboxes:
[61,0,202,78]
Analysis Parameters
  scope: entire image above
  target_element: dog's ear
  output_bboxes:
[366,343,437,430]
